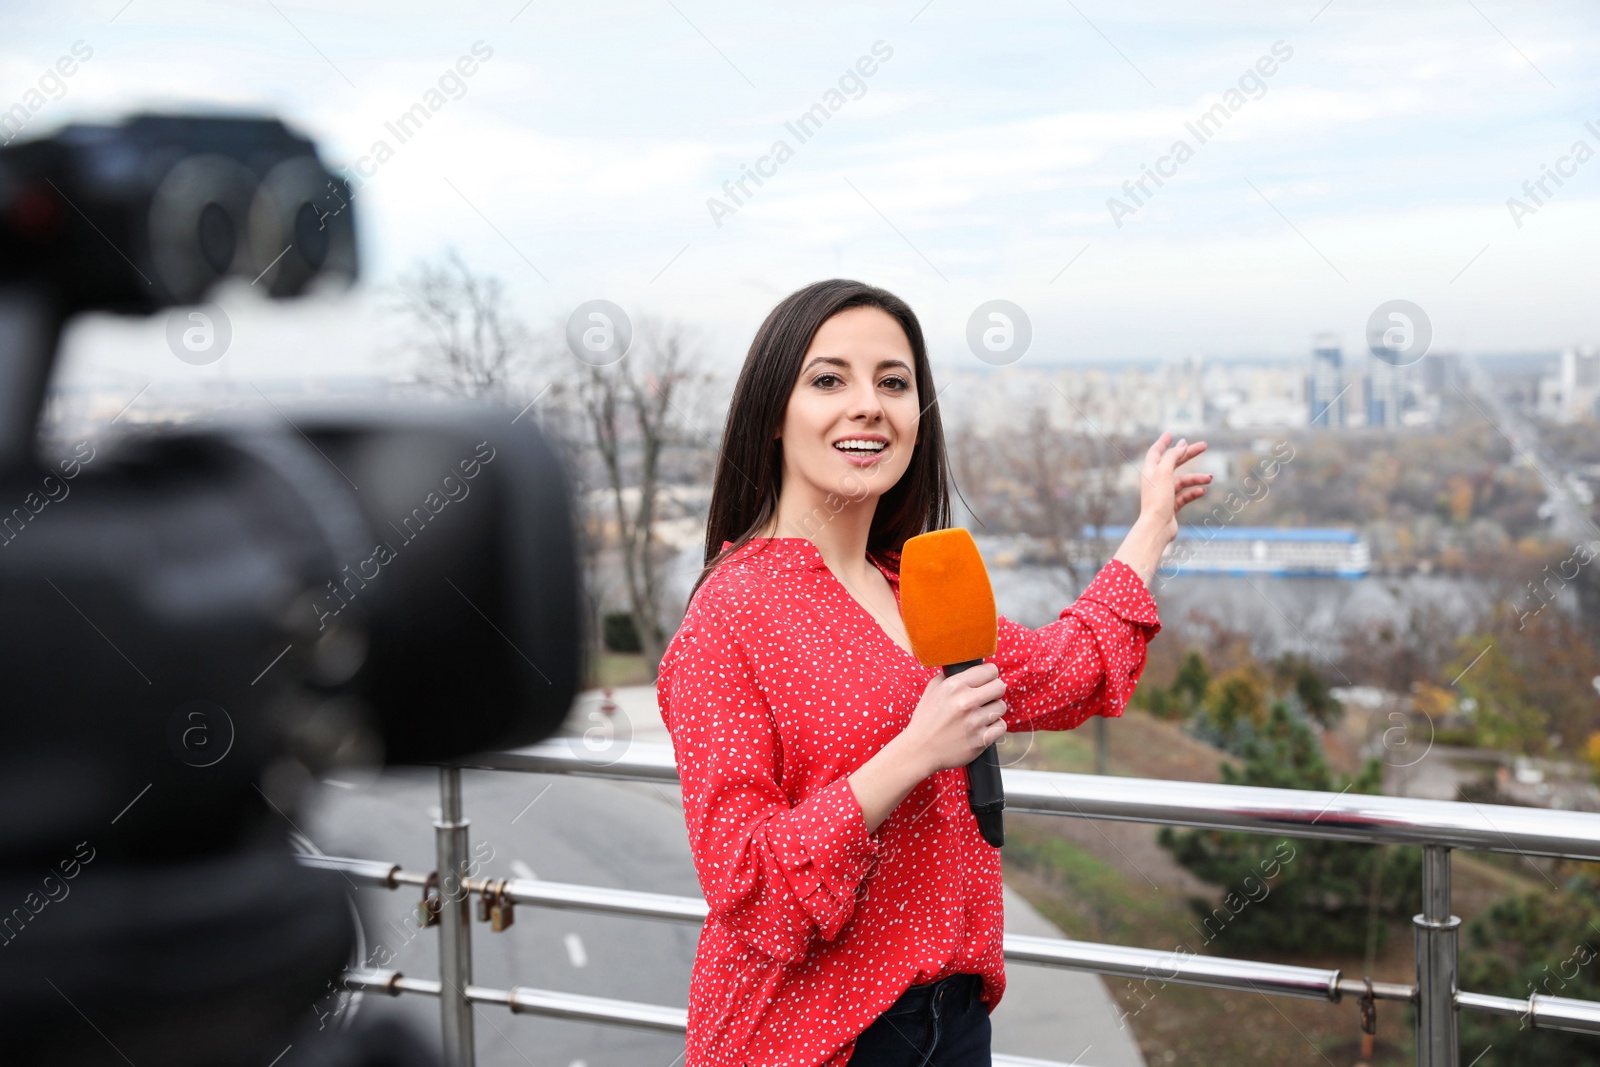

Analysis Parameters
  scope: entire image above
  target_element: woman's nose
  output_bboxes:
[847,381,884,421]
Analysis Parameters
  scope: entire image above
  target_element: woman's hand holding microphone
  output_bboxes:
[848,665,1006,834]
[902,664,1007,773]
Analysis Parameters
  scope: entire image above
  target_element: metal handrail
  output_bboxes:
[313,856,1384,1002]
[305,853,1600,1033]
[318,740,1600,1067]
[465,739,1600,861]
[343,969,1103,1066]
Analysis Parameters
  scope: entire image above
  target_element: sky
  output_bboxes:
[6,0,1600,391]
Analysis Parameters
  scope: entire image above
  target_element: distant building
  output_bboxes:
[1094,525,1371,578]
[1307,333,1346,427]
[944,359,1204,438]
[1159,357,1206,435]
[1203,360,1306,429]
[1365,355,1405,429]
[1420,351,1461,396]
[1538,346,1600,423]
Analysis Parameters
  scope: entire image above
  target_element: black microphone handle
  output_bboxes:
[944,658,1005,848]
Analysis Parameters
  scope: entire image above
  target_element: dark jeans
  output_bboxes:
[846,973,991,1066]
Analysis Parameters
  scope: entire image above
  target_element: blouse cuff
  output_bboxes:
[769,777,882,940]
[1078,558,1162,630]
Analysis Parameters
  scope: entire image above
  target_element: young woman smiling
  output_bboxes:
[656,279,1210,1067]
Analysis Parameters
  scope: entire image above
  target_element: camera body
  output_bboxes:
[0,114,583,1065]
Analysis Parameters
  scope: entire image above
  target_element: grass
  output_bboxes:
[585,650,656,689]
[1005,825,1183,945]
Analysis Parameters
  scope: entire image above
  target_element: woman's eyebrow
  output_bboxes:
[801,356,913,373]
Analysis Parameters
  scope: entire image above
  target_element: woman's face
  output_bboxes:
[774,305,921,511]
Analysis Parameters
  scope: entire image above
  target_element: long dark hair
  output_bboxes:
[687,279,953,606]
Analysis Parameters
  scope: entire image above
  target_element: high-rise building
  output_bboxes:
[1559,346,1600,423]
[1420,351,1461,395]
[1159,357,1206,434]
[1307,332,1345,427]
[1366,354,1405,429]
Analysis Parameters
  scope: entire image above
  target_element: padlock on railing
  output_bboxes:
[488,879,514,932]
[476,881,493,924]
[1355,976,1377,1066]
[417,872,442,928]
[476,878,514,931]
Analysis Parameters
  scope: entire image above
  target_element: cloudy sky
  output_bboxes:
[6,0,1599,388]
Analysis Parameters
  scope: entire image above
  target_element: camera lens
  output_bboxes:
[197,201,236,274]
[293,200,330,270]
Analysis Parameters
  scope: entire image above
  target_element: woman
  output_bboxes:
[656,279,1209,1066]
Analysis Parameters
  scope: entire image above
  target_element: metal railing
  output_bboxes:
[302,739,1600,1067]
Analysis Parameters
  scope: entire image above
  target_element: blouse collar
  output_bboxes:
[719,537,901,584]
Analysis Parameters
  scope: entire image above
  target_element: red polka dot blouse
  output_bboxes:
[656,536,1161,1066]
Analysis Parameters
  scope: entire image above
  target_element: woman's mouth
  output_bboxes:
[833,438,890,466]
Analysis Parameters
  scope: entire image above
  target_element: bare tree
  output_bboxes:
[394,248,528,398]
[542,317,717,676]
[949,394,1127,594]
[388,251,721,678]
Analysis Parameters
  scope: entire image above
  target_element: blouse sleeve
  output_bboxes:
[658,603,882,965]
[992,558,1161,732]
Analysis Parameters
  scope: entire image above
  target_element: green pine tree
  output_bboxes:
[1459,878,1600,1066]
[1159,703,1419,955]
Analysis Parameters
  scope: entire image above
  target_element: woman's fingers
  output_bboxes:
[972,677,1006,707]
[958,661,1000,686]
[1163,438,1188,473]
[1142,434,1211,528]
[950,667,1005,710]
[1147,434,1208,464]
[1145,432,1172,475]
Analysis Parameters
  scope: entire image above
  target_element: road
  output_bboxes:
[301,685,1145,1067]
[1460,356,1598,546]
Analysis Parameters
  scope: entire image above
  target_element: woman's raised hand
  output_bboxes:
[1138,431,1211,542]
[901,662,1008,775]
[1110,431,1212,585]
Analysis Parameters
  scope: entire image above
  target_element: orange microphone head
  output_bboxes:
[900,528,996,668]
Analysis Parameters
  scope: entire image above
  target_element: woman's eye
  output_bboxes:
[812,373,910,390]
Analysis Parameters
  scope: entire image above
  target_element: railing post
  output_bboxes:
[1414,845,1460,1067]
[436,767,476,1067]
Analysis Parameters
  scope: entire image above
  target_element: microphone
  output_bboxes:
[900,528,1004,848]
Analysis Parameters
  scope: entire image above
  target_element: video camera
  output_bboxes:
[0,114,584,1065]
